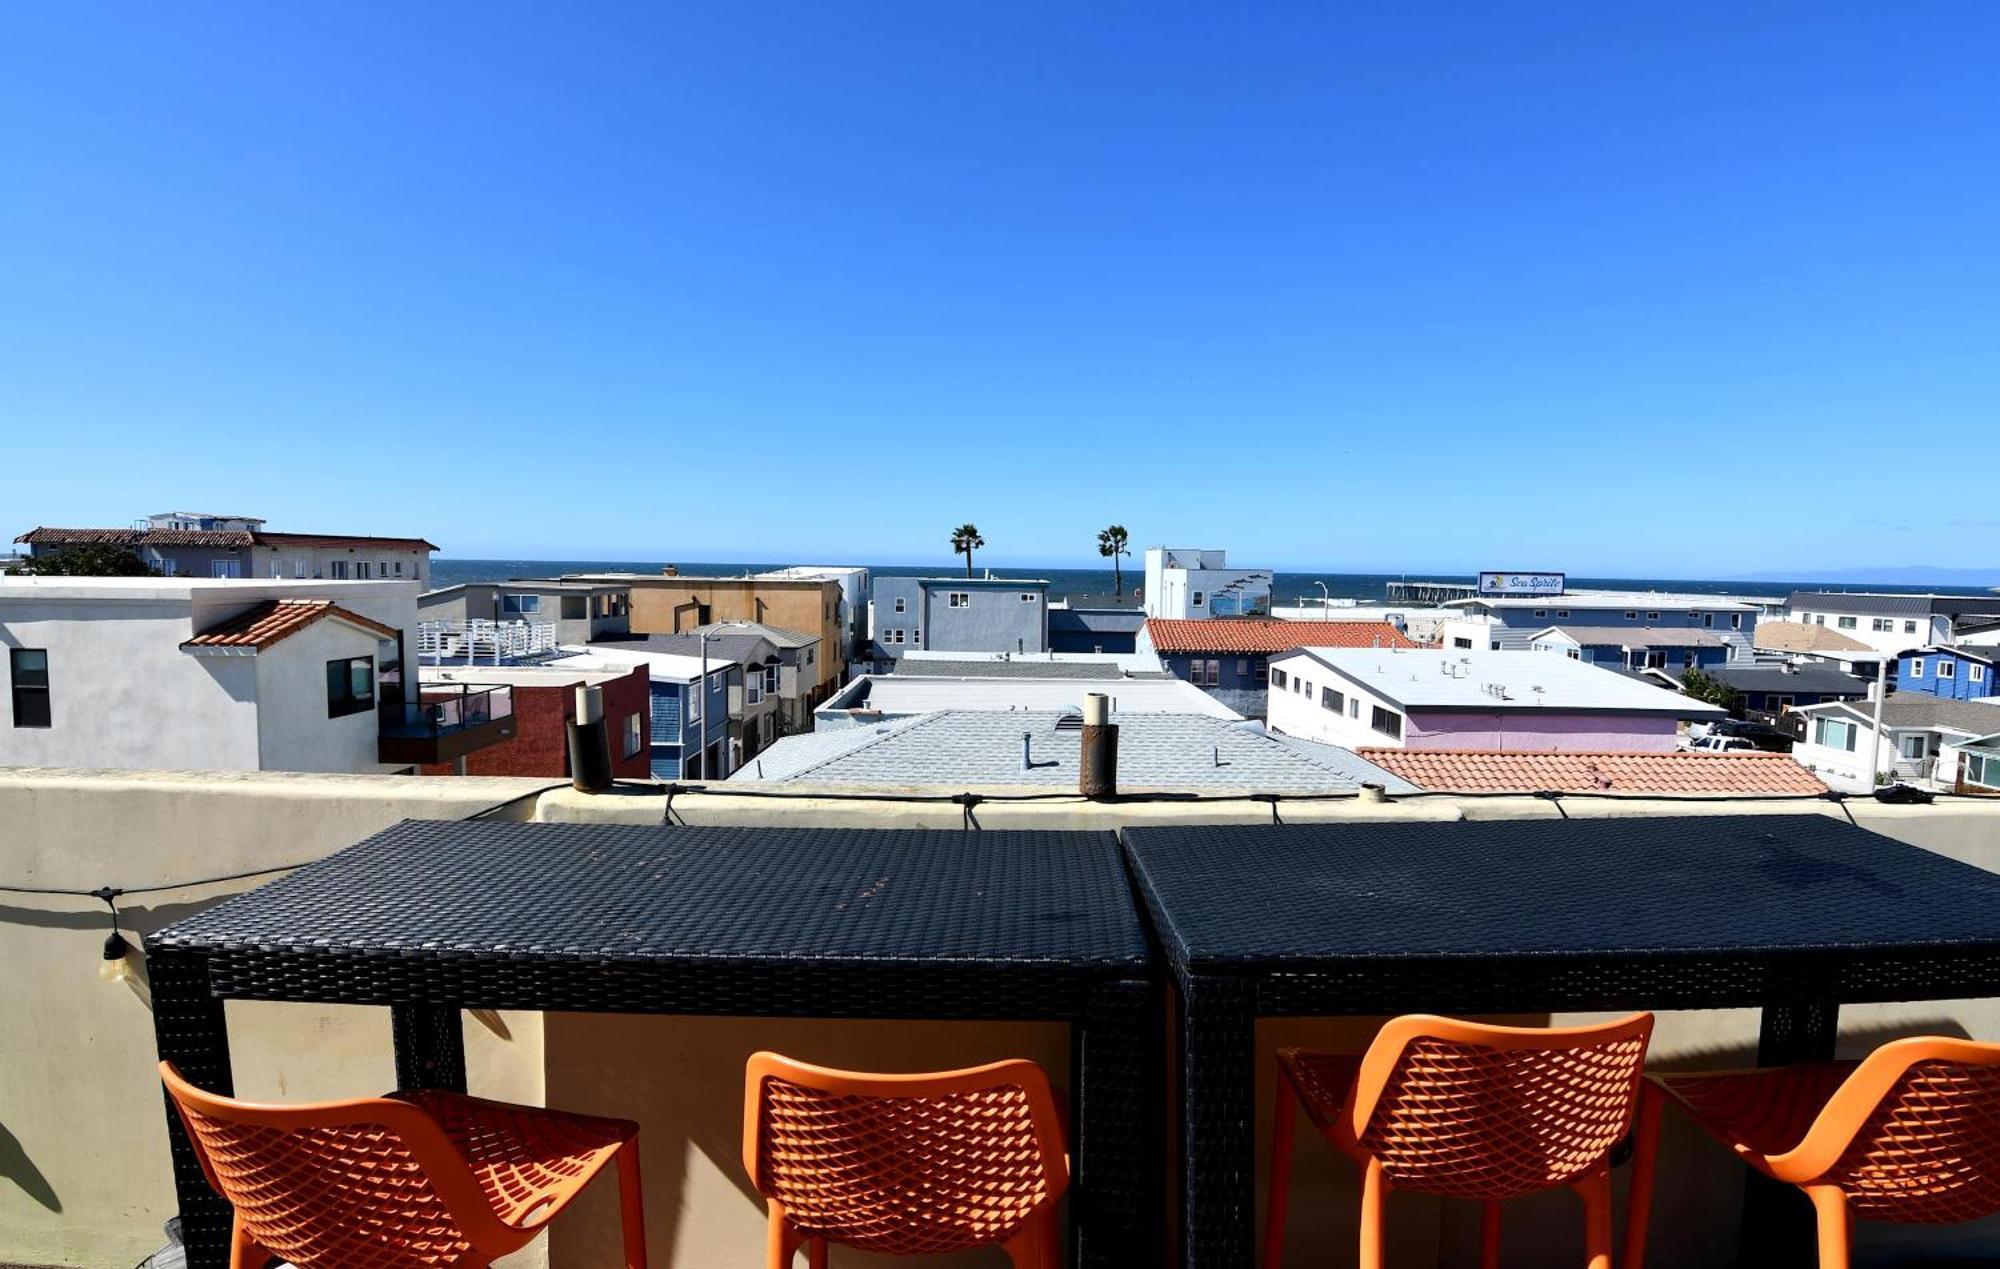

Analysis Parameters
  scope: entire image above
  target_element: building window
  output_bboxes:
[764,665,779,695]
[885,629,904,645]
[1910,659,1925,678]
[212,559,242,578]
[1973,664,1986,684]
[9,649,50,728]
[1349,698,1361,718]
[1321,686,1344,713]
[1270,667,1287,689]
[561,595,588,620]
[1702,613,1714,628]
[1968,751,2000,791]
[356,562,372,580]
[1533,609,1546,619]
[1237,659,1249,676]
[395,561,404,576]
[1555,609,1569,619]
[1837,616,1857,630]
[1871,618,1892,632]
[1813,718,1857,752]
[948,592,970,608]
[1453,637,1473,650]
[329,560,349,579]
[325,657,375,718]
[1731,614,1743,629]
[1567,649,1580,660]
[1298,678,1310,696]
[746,676,763,705]
[1371,706,1403,739]
[1020,592,1036,602]
[1813,615,1825,625]
[501,594,542,615]
[1904,620,1917,634]
[1192,591,1205,607]
[1624,611,1637,620]
[624,712,643,758]
[1939,660,1957,679]
[687,684,701,723]
[1646,611,1659,621]
[893,597,906,613]
[1644,651,1667,669]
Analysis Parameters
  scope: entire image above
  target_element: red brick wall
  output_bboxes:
[422,666,651,778]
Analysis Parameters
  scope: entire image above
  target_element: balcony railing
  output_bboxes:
[377,681,516,764]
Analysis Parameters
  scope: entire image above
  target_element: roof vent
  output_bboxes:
[1055,709,1085,731]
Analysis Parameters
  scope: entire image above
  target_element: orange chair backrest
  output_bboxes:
[742,1052,1070,1256]
[1775,1036,2000,1221]
[160,1062,510,1268]
[1348,1013,1654,1199]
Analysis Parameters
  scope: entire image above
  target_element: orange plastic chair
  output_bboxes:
[160,1061,647,1269]
[742,1052,1070,1268]
[1624,1036,2000,1269]
[1265,1012,1654,1269]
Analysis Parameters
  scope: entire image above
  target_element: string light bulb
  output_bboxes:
[91,886,133,984]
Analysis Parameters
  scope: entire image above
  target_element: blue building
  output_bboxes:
[549,648,733,779]
[1449,593,1761,653]
[1898,647,1996,701]
[1047,606,1144,654]
[869,576,1049,666]
[1527,625,1732,673]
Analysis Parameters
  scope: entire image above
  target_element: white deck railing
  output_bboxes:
[417,619,559,664]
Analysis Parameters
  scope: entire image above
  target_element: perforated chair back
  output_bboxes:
[1797,1037,2000,1222]
[742,1052,1069,1257]
[1349,1013,1653,1199]
[161,1062,508,1268]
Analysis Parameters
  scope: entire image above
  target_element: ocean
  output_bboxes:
[428,559,1998,605]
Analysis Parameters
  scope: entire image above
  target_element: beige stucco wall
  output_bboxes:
[4,767,1999,1267]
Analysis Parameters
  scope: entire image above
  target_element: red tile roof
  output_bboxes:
[1145,618,1420,654]
[181,599,398,651]
[15,526,435,551]
[1354,748,1829,797]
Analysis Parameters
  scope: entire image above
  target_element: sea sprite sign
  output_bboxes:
[1479,571,1566,597]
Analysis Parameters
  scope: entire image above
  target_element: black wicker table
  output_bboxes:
[1125,814,2000,1269]
[148,820,1156,1269]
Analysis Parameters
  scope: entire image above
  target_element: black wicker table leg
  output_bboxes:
[1179,974,1256,1269]
[1074,977,1158,1269]
[391,1001,467,1093]
[150,948,233,1269]
[1739,999,1839,1268]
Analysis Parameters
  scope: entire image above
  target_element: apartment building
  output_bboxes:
[1140,547,1273,619]
[1783,591,2000,656]
[868,575,1050,666]
[16,511,437,585]
[1442,590,1761,654]
[570,571,850,686]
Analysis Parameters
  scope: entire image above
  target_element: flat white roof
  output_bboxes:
[547,647,717,681]
[837,674,1241,719]
[421,664,631,688]
[1447,590,1761,611]
[1274,647,1723,716]
[899,649,1166,673]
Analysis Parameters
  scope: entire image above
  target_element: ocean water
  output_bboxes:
[428,559,1997,605]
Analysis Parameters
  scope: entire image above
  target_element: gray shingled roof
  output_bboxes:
[1804,696,2000,734]
[730,710,1421,793]
[1786,591,2000,619]
[1702,664,1870,695]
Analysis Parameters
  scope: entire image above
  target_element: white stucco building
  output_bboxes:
[1141,547,1272,620]
[1265,646,1721,753]
[0,577,485,773]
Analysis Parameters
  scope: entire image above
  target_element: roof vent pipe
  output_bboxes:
[1079,692,1119,800]
[567,684,613,793]
[1022,731,1034,772]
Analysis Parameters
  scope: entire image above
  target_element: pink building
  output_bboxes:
[1265,647,1723,753]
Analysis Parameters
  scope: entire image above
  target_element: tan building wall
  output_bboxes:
[616,575,848,696]
[6,767,2000,1267]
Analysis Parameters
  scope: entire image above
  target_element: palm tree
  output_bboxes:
[1097,524,1131,597]
[950,523,984,578]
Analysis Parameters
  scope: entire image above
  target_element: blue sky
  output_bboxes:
[3,4,1997,574]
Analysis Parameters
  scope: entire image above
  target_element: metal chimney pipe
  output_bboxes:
[1079,692,1119,799]
[567,683,614,792]
[1022,731,1033,772]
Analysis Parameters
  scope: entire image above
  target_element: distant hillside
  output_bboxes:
[1732,566,2000,589]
